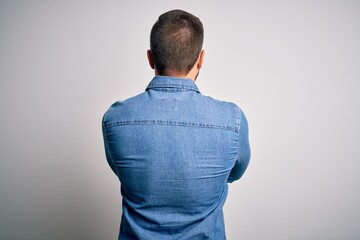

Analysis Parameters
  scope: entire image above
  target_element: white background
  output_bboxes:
[1,1,359,239]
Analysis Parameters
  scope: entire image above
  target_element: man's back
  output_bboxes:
[102,76,250,239]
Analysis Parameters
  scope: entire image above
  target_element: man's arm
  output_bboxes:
[228,109,251,183]
[102,116,117,175]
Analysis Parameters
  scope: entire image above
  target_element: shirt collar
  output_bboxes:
[146,76,200,93]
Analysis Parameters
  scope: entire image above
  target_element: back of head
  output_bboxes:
[150,9,204,76]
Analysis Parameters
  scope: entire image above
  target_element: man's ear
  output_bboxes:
[147,50,155,69]
[197,50,205,70]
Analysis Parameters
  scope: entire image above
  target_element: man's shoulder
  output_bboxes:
[102,91,245,131]
[191,94,244,131]
[102,92,147,123]
[200,94,243,117]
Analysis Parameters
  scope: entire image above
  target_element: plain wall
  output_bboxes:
[1,1,359,239]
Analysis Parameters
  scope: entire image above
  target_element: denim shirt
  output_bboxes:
[102,76,250,240]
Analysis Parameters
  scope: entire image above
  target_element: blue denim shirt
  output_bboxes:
[102,76,250,240]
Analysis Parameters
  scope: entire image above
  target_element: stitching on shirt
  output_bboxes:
[149,88,192,92]
[104,120,238,132]
[147,84,198,92]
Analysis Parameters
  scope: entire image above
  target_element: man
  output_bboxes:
[102,9,250,240]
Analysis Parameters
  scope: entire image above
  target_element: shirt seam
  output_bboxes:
[103,120,239,132]
[146,84,199,92]
[147,88,195,92]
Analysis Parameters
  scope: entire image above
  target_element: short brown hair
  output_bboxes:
[150,9,204,76]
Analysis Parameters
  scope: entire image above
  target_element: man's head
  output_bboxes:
[148,9,204,78]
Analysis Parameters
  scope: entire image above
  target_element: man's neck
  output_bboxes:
[155,69,198,82]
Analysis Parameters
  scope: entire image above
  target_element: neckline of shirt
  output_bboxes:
[146,76,200,93]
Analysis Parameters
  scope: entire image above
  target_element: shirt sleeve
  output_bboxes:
[102,114,118,175]
[227,109,251,183]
